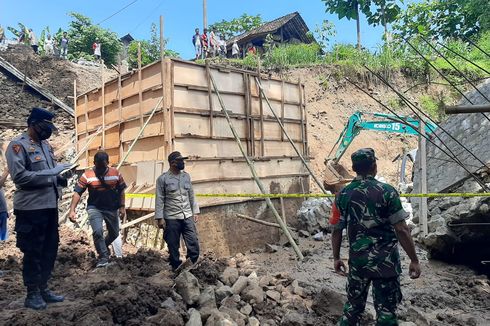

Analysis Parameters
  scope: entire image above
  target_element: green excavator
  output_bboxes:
[323,111,437,191]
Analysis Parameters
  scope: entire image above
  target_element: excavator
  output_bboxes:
[323,111,437,191]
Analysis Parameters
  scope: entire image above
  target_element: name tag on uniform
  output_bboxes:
[35,156,42,161]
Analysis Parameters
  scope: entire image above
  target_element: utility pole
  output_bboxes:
[418,119,428,236]
[203,0,207,31]
[160,15,164,58]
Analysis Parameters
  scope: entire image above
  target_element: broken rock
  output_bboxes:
[219,306,247,326]
[221,267,240,286]
[186,308,203,326]
[242,284,265,304]
[248,317,260,326]
[240,303,252,316]
[280,312,305,326]
[205,310,237,326]
[265,243,279,253]
[232,276,249,294]
[215,285,234,302]
[198,286,217,321]
[265,290,281,302]
[175,271,201,305]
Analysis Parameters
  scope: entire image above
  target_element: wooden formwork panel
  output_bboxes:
[255,140,304,157]
[173,87,246,115]
[120,112,165,142]
[253,120,302,141]
[88,148,119,166]
[174,113,247,139]
[174,138,242,158]
[122,135,165,163]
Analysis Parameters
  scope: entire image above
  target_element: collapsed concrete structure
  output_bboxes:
[413,81,490,269]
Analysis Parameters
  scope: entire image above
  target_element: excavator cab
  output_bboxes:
[323,111,436,191]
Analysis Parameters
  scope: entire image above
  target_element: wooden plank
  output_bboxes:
[138,43,144,127]
[122,135,165,163]
[74,79,78,147]
[281,80,285,141]
[205,62,214,138]
[174,138,242,158]
[84,94,89,164]
[120,112,165,142]
[167,60,174,152]
[174,114,247,139]
[253,120,302,141]
[259,79,264,156]
[299,80,306,156]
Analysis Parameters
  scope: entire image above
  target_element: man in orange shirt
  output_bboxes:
[69,151,126,267]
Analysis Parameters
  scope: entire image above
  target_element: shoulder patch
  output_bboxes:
[12,144,21,154]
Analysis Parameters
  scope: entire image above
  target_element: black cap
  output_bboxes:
[168,151,188,163]
[351,148,377,166]
[27,107,58,132]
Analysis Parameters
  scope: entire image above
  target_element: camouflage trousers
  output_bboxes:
[338,273,402,326]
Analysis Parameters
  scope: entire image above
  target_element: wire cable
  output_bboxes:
[436,41,490,75]
[345,77,489,191]
[406,38,490,123]
[364,65,490,171]
[96,0,139,26]
[420,35,490,105]
[129,0,165,34]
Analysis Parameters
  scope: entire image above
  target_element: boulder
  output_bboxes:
[240,303,253,316]
[265,290,281,302]
[175,271,201,305]
[198,287,217,321]
[221,267,240,286]
[232,276,249,294]
[280,312,305,326]
[219,306,247,326]
[265,244,279,253]
[161,297,177,310]
[205,310,237,326]
[242,285,265,304]
[186,308,203,326]
[215,285,234,302]
[248,317,260,326]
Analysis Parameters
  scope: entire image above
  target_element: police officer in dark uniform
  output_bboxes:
[6,108,73,310]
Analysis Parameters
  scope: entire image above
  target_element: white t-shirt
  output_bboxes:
[94,43,101,56]
[29,31,37,45]
[232,43,239,55]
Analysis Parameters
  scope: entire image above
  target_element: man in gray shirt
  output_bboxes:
[6,108,72,310]
[155,151,200,271]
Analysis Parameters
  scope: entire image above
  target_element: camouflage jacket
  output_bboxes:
[334,175,408,278]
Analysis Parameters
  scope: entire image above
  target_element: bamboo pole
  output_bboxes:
[255,77,327,194]
[236,213,297,231]
[209,72,303,260]
[121,212,155,229]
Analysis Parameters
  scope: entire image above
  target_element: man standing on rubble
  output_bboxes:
[332,148,421,325]
[6,108,73,310]
[155,151,200,272]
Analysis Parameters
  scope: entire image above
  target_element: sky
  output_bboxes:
[0,0,412,59]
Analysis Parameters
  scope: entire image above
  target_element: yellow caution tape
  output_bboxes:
[126,192,490,199]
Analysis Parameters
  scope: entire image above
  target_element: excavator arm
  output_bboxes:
[323,111,437,191]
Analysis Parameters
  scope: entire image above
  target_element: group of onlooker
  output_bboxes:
[193,27,241,60]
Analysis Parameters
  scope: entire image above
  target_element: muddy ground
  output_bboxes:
[0,219,489,325]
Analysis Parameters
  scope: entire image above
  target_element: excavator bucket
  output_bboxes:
[323,160,354,192]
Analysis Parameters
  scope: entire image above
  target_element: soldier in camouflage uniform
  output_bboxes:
[331,148,421,325]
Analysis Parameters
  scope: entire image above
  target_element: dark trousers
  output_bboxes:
[163,218,199,269]
[339,273,402,326]
[87,208,119,258]
[14,209,59,290]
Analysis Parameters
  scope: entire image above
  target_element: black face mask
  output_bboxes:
[176,161,185,170]
[34,124,53,140]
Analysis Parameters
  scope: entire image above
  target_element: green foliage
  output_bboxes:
[67,12,122,66]
[393,0,490,41]
[127,23,180,69]
[263,43,321,70]
[209,14,263,39]
[7,23,29,43]
[322,0,403,47]
[419,95,441,120]
[314,20,337,51]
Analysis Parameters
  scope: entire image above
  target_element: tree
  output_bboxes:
[393,0,490,41]
[314,20,337,51]
[67,12,122,65]
[209,14,263,39]
[322,0,402,49]
[127,23,180,69]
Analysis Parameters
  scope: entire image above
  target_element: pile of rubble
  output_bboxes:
[171,253,325,326]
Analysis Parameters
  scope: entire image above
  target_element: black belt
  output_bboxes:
[18,185,53,191]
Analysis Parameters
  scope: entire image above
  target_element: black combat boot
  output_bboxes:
[24,288,47,310]
[40,287,65,303]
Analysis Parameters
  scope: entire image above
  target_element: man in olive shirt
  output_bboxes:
[155,151,200,271]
